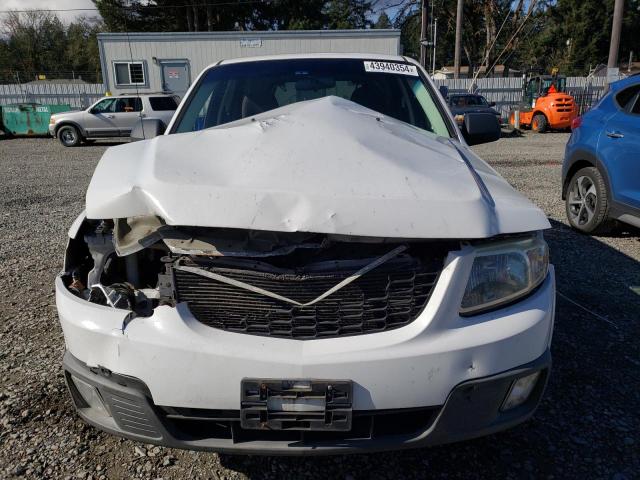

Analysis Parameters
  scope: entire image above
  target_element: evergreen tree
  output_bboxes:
[2,0,638,82]
[324,0,372,29]
[374,11,392,29]
[65,17,103,81]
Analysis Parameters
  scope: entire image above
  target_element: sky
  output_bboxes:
[0,0,410,26]
[0,0,100,23]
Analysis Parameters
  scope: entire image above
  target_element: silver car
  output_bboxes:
[49,94,178,147]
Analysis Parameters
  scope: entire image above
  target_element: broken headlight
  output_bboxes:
[460,234,549,315]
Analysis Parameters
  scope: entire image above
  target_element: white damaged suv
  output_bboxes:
[56,54,555,454]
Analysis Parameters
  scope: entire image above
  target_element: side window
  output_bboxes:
[149,96,178,111]
[615,85,640,110]
[114,61,146,86]
[92,98,116,113]
[114,97,142,113]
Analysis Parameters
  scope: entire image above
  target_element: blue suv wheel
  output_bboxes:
[565,166,611,233]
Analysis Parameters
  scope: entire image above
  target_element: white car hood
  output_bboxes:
[86,96,549,238]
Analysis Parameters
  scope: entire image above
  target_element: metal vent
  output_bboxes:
[102,391,162,439]
[173,254,440,340]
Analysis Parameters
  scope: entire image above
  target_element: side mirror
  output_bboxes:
[489,101,496,107]
[130,118,166,142]
[439,85,449,99]
[462,112,501,146]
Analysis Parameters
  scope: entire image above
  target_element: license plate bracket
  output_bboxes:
[240,379,352,431]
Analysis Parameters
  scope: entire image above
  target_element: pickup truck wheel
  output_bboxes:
[58,125,80,147]
[531,114,547,133]
[565,167,611,234]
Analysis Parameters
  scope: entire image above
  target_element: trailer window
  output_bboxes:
[114,61,146,86]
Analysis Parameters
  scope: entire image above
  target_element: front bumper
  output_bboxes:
[56,246,555,453]
[48,124,56,137]
[64,349,550,455]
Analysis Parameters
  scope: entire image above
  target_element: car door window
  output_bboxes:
[149,96,178,111]
[92,99,116,113]
[114,97,142,113]
[615,85,640,110]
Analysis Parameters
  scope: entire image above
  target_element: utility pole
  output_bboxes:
[420,0,429,68]
[607,0,624,70]
[432,18,438,75]
[454,0,463,79]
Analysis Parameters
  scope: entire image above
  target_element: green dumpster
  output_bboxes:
[0,103,72,136]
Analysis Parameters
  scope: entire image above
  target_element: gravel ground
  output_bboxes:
[0,132,638,479]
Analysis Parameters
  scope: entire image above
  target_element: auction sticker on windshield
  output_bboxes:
[363,61,419,76]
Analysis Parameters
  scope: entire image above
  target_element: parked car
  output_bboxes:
[49,93,179,147]
[562,74,640,233]
[56,54,554,454]
[447,93,502,126]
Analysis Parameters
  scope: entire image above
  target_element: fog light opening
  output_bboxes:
[501,371,541,411]
[70,375,111,418]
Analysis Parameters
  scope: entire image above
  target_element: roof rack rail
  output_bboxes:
[118,91,172,96]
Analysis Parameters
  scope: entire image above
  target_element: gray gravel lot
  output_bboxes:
[0,132,638,479]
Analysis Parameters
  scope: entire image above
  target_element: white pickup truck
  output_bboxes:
[56,53,554,454]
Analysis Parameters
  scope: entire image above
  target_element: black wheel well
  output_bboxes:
[55,122,83,137]
[562,159,595,199]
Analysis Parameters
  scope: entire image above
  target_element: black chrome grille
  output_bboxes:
[173,255,441,340]
[158,406,440,442]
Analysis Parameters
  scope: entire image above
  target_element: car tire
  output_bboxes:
[565,167,612,234]
[531,114,547,133]
[58,125,80,147]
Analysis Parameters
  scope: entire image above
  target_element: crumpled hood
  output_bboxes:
[86,96,549,238]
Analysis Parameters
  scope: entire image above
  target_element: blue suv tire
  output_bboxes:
[565,166,611,234]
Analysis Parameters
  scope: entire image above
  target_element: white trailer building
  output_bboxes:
[97,29,401,97]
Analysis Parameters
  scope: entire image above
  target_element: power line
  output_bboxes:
[469,7,512,88]
[483,0,538,77]
[484,7,511,64]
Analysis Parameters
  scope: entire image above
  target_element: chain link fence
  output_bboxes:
[0,74,627,115]
[433,75,625,120]
[0,82,106,110]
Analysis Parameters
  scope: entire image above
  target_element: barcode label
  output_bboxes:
[363,61,419,76]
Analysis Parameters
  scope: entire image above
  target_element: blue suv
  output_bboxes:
[562,74,640,234]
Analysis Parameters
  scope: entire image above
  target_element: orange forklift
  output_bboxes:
[509,69,577,132]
